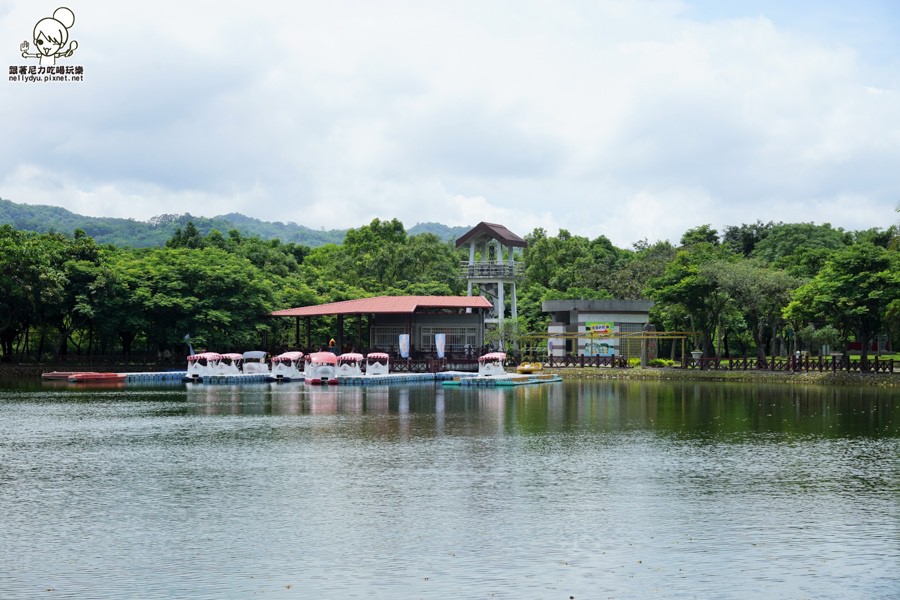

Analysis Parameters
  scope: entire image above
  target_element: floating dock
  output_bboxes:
[190,373,272,384]
[124,371,187,383]
[44,371,188,384]
[442,374,563,387]
[47,369,558,387]
[336,372,466,385]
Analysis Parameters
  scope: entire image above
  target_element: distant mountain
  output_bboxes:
[0,198,468,247]
[211,213,347,247]
[407,222,470,242]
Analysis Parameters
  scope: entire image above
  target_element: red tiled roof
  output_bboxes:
[271,295,493,317]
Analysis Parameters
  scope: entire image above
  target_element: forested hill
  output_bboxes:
[0,198,468,247]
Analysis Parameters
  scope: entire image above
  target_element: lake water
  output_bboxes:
[0,378,897,599]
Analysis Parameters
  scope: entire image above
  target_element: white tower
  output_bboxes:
[456,222,526,350]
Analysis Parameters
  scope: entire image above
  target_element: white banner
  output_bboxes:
[435,333,446,358]
[399,334,410,358]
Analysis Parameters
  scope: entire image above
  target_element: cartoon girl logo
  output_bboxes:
[20,7,78,66]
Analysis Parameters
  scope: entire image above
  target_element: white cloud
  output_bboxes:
[1,0,897,247]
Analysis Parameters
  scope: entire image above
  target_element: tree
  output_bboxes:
[87,248,153,354]
[606,240,676,300]
[715,259,799,361]
[751,222,847,277]
[514,283,552,338]
[340,218,410,288]
[0,227,46,360]
[0,228,112,358]
[484,317,527,353]
[402,232,465,295]
[165,221,205,249]
[722,221,773,257]
[784,242,900,370]
[523,228,619,295]
[680,225,719,247]
[648,242,738,357]
[46,232,104,355]
[850,226,898,249]
[136,247,276,352]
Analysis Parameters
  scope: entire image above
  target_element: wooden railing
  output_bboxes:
[682,355,895,373]
[8,351,892,375]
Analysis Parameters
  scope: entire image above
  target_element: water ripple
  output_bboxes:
[0,381,896,599]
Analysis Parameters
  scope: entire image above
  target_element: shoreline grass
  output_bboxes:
[543,366,899,387]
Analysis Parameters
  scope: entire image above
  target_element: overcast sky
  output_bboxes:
[2,0,898,247]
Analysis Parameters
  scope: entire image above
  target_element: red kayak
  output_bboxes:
[67,372,127,383]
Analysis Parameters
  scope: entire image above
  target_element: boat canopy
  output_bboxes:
[221,353,244,361]
[366,352,390,364]
[272,351,304,363]
[188,352,222,362]
[308,351,337,364]
[243,351,268,360]
[337,352,364,364]
[479,352,507,362]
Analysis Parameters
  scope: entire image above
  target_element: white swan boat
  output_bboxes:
[219,353,244,374]
[305,352,338,385]
[336,352,364,377]
[241,350,270,374]
[184,352,224,381]
[269,351,305,381]
[365,352,390,376]
[477,351,508,376]
[442,351,562,387]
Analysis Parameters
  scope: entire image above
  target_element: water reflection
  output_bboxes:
[0,378,896,599]
[170,379,900,438]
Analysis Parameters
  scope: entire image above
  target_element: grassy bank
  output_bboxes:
[543,367,899,387]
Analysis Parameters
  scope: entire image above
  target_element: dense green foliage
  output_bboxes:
[784,242,900,365]
[1,204,898,370]
[1,198,472,248]
[0,217,470,358]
